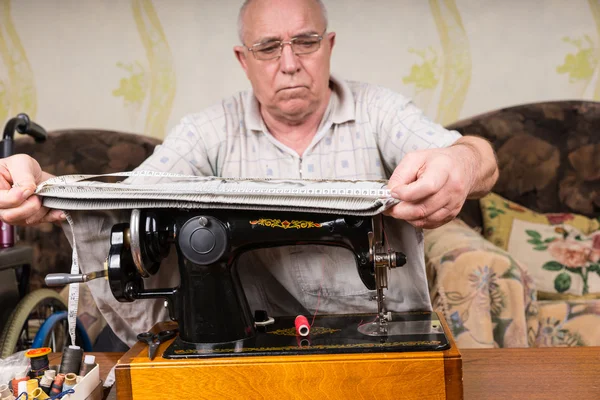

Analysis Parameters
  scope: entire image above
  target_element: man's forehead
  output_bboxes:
[243,0,324,43]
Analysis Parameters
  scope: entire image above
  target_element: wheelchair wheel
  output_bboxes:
[0,289,66,358]
[32,311,93,352]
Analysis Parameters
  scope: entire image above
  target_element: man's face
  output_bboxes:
[234,0,335,122]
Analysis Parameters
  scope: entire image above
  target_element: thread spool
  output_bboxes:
[59,345,82,374]
[0,384,11,398]
[62,373,77,391]
[79,354,96,376]
[50,373,65,396]
[295,315,310,337]
[30,387,49,400]
[26,379,39,395]
[1,392,16,400]
[11,370,28,395]
[25,347,52,379]
[39,369,56,395]
[17,381,28,398]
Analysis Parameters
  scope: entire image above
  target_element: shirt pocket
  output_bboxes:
[290,245,372,297]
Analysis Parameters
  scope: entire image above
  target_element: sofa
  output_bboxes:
[14,100,600,349]
[425,100,600,348]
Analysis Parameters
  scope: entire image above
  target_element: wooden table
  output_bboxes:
[82,347,600,399]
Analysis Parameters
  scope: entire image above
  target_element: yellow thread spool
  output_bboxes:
[26,378,39,395]
[31,387,50,400]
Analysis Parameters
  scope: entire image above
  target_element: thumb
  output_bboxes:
[387,153,426,198]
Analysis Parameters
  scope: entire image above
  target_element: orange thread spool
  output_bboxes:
[11,370,28,396]
[295,315,310,337]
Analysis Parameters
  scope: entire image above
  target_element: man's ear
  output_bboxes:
[234,46,249,75]
[328,32,336,52]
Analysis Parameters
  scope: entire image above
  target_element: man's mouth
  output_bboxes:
[279,86,306,91]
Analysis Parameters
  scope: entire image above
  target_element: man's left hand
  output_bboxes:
[385,136,498,229]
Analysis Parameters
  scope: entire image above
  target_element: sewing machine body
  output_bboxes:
[104,208,463,399]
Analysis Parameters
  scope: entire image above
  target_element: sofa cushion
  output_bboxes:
[531,300,600,347]
[447,101,600,221]
[425,219,538,348]
[480,192,600,300]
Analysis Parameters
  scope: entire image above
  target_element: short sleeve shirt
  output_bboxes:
[134,75,461,317]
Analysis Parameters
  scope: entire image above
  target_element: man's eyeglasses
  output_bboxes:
[246,31,326,61]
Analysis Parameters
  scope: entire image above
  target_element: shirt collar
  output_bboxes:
[244,74,355,132]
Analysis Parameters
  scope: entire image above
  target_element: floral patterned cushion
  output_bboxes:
[480,192,600,299]
[425,219,538,348]
[530,300,600,347]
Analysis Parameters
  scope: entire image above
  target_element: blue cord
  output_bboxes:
[15,393,28,400]
[50,389,75,399]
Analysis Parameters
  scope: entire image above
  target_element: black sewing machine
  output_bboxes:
[45,207,463,398]
[47,208,450,358]
[97,208,450,359]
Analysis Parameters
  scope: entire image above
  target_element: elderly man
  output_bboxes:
[0,0,498,347]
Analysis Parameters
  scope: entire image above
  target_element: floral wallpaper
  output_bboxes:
[112,0,176,139]
[0,0,36,124]
[0,0,598,138]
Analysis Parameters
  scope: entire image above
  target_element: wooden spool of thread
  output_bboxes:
[25,347,52,379]
[62,373,78,391]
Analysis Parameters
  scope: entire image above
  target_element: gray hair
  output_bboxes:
[237,0,329,44]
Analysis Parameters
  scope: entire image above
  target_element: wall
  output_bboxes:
[0,0,598,138]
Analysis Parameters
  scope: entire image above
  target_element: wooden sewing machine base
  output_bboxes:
[115,312,463,399]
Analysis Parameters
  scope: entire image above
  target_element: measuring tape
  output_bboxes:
[65,212,79,346]
[36,171,397,216]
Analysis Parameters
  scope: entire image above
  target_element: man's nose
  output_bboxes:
[279,43,301,74]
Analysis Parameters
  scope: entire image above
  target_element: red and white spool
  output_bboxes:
[295,315,310,337]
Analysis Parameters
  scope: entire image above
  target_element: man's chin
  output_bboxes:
[275,99,313,118]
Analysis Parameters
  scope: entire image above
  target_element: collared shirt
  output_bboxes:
[74,76,461,345]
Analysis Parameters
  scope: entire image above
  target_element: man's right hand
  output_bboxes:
[0,154,64,225]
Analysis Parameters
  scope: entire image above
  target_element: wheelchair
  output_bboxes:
[0,114,92,358]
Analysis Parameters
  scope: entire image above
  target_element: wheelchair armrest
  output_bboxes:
[0,245,33,270]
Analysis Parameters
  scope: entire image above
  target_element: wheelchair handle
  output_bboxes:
[1,113,48,248]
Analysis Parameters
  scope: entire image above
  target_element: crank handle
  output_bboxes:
[45,270,107,286]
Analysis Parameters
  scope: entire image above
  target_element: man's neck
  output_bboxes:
[261,88,332,157]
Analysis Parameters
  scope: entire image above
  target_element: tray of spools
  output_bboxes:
[3,345,101,400]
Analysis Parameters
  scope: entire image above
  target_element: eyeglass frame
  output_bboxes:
[245,30,327,60]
